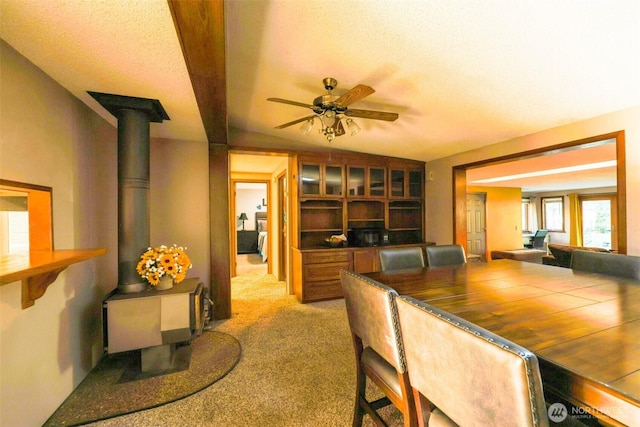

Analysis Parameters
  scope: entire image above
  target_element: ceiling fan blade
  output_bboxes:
[345,109,399,121]
[333,84,375,107]
[267,98,315,109]
[274,115,316,129]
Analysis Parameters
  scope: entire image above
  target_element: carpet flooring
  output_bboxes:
[79,271,402,426]
[43,331,241,426]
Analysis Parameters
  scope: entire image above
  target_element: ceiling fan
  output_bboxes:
[267,77,399,142]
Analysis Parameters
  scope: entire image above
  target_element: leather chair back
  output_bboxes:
[340,270,405,372]
[425,244,466,267]
[340,270,417,426]
[396,295,549,427]
[571,250,640,279]
[379,247,425,271]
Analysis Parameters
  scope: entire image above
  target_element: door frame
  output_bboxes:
[453,131,627,255]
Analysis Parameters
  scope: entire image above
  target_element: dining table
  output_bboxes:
[364,260,640,426]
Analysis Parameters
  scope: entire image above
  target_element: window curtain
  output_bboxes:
[568,193,582,246]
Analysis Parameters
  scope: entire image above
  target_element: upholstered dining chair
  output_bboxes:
[395,295,549,427]
[339,270,417,427]
[379,247,425,271]
[571,250,640,279]
[424,244,466,267]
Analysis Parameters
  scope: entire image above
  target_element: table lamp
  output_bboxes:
[239,212,248,230]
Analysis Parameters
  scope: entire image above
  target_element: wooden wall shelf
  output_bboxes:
[0,248,107,309]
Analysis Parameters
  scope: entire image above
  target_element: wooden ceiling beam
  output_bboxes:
[168,0,227,144]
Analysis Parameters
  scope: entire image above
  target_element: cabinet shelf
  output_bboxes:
[0,248,107,309]
[301,228,343,233]
[301,206,342,210]
[389,206,421,210]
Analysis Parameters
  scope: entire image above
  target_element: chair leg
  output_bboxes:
[352,361,366,427]
[413,388,432,427]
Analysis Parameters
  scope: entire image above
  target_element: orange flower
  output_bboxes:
[137,244,192,286]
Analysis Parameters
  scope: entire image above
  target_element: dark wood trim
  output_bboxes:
[452,131,627,254]
[615,131,627,254]
[168,0,227,144]
[210,143,231,319]
[452,168,467,251]
[169,0,232,318]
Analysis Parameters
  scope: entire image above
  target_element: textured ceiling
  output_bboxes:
[1,0,637,189]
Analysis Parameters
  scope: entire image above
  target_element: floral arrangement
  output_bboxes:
[136,244,192,286]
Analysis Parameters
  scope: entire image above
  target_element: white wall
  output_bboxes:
[0,40,118,426]
[149,137,210,285]
[425,105,640,256]
[0,40,210,426]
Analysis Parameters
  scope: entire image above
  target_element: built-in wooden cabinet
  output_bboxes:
[292,151,426,303]
[299,199,344,248]
[347,165,386,198]
[388,200,423,245]
[389,167,423,199]
[300,162,344,197]
[293,244,432,303]
[347,200,385,231]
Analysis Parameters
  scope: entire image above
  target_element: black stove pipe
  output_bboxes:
[88,92,169,293]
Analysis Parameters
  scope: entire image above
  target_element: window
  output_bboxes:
[521,198,532,233]
[541,197,564,232]
[580,194,617,250]
[7,211,29,253]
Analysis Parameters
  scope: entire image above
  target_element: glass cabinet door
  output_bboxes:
[301,164,321,196]
[348,167,365,197]
[408,170,422,198]
[391,169,405,197]
[369,167,386,197]
[325,165,343,196]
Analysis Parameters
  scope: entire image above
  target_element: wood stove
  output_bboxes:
[102,278,210,371]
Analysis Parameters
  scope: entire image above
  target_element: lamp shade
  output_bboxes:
[239,212,248,221]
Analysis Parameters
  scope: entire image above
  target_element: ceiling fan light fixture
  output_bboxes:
[268,77,399,143]
[300,118,314,135]
[321,110,336,128]
[346,118,361,136]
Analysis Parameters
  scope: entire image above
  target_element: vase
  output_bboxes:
[155,275,174,290]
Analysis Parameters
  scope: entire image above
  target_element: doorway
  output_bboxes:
[228,152,291,296]
[232,181,268,277]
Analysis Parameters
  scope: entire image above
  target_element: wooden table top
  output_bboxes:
[364,260,640,426]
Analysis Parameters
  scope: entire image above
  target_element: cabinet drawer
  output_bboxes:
[304,280,343,302]
[304,251,351,265]
[303,261,351,283]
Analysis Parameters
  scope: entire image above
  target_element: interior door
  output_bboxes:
[466,193,486,258]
